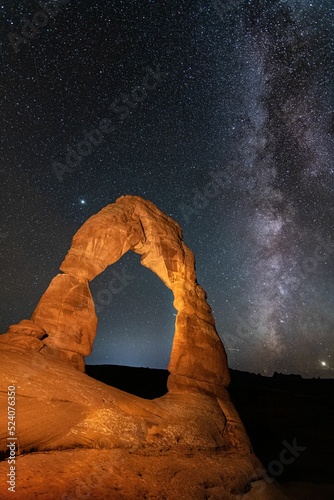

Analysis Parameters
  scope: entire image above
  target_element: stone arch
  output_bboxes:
[26,196,229,397]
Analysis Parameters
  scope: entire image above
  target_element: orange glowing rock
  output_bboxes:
[60,195,229,394]
[0,196,287,499]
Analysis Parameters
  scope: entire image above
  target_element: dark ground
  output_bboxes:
[86,365,334,486]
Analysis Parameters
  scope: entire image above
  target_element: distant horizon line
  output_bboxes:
[85,363,334,380]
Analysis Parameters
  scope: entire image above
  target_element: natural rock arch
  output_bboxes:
[0,195,288,498]
[28,195,229,397]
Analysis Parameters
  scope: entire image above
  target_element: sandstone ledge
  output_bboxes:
[0,448,289,500]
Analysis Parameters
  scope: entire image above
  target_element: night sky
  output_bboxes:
[0,0,333,377]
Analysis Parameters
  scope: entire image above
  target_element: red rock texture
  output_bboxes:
[0,449,292,500]
[0,448,291,499]
[32,273,97,357]
[59,195,230,395]
[0,347,289,499]
[0,196,288,498]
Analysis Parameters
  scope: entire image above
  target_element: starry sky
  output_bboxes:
[0,0,333,377]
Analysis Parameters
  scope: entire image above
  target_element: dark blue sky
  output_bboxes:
[0,0,333,377]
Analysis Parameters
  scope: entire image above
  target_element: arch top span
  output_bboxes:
[19,196,230,395]
[60,195,189,288]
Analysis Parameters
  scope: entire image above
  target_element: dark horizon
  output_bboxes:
[85,361,334,380]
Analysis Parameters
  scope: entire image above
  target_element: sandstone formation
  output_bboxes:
[0,195,288,499]
[31,273,97,371]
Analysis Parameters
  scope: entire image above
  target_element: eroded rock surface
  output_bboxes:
[32,273,97,357]
[58,195,230,395]
[0,195,288,498]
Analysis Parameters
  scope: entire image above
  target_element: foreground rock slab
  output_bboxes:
[0,448,291,500]
[0,196,288,498]
[0,348,288,498]
[0,348,251,456]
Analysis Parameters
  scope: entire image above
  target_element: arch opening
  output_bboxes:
[88,251,176,369]
[25,196,230,397]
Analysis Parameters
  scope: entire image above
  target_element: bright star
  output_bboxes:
[80,199,86,205]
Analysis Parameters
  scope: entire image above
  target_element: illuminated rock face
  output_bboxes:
[30,195,229,396]
[0,196,286,498]
[31,273,97,371]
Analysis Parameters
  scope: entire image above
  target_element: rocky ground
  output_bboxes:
[0,448,289,500]
[1,361,333,499]
[85,364,334,499]
[0,347,281,499]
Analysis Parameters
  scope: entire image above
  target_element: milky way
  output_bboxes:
[0,0,333,377]
[216,0,334,375]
